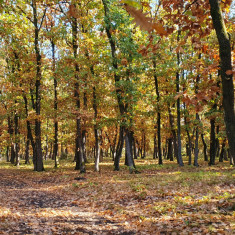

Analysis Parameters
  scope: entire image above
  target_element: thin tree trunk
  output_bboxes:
[201,133,208,161]
[209,118,216,165]
[6,146,10,162]
[167,138,173,161]
[153,59,162,165]
[176,32,184,166]
[168,106,178,161]
[114,126,124,171]
[194,71,200,167]
[219,140,226,162]
[51,40,58,168]
[14,107,20,166]
[93,86,101,172]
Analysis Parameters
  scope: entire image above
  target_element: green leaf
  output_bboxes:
[120,0,142,9]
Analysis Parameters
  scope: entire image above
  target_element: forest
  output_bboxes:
[0,0,234,234]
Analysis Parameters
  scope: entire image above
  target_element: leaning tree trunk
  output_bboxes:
[209,0,235,164]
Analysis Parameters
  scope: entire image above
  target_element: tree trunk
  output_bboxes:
[209,0,235,164]
[125,130,136,173]
[114,126,124,171]
[219,140,226,162]
[71,14,85,173]
[209,118,216,165]
[25,137,30,164]
[51,40,58,168]
[153,132,157,159]
[102,0,131,171]
[6,146,10,162]
[32,0,44,171]
[153,59,162,165]
[14,107,20,166]
[168,106,178,161]
[93,86,101,172]
[194,72,200,167]
[201,133,208,161]
[167,138,174,161]
[176,33,184,166]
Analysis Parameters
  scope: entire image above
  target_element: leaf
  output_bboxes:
[124,4,153,32]
[68,4,80,18]
[121,58,128,66]
[174,92,184,100]
[120,0,142,8]
[152,22,167,36]
[124,4,167,36]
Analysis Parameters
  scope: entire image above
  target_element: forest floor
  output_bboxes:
[0,158,234,235]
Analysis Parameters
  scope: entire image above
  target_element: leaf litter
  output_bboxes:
[0,160,234,234]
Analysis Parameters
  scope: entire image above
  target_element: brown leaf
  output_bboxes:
[152,23,167,36]
[124,4,153,32]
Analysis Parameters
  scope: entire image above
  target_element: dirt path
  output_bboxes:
[0,169,135,235]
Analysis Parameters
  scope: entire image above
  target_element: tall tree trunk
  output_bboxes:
[176,32,184,166]
[102,0,130,171]
[32,0,44,171]
[51,41,58,168]
[153,59,162,165]
[194,71,200,167]
[209,0,235,164]
[23,95,35,164]
[71,13,85,173]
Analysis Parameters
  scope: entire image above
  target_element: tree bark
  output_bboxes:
[51,40,58,168]
[32,0,44,171]
[209,118,216,165]
[201,133,208,161]
[209,0,235,164]
[153,59,162,165]
[176,32,184,166]
[71,13,85,173]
